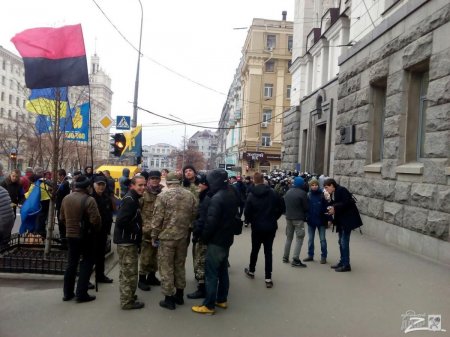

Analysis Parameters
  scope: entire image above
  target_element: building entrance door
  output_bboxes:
[314,123,326,175]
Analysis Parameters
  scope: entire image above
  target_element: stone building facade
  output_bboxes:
[336,0,450,264]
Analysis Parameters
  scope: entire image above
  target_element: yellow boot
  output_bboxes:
[192,305,215,315]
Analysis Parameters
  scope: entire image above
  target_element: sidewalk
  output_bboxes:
[1,216,449,337]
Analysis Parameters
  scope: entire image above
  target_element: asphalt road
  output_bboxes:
[1,216,449,337]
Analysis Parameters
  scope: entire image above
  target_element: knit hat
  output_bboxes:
[75,175,91,189]
[148,170,161,178]
[196,172,208,186]
[308,177,319,186]
[293,176,305,188]
[182,164,197,175]
[166,172,180,184]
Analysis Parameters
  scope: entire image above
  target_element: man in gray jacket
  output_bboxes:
[282,176,309,267]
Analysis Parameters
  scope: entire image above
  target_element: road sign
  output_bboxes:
[226,164,234,170]
[98,114,113,129]
[116,116,131,130]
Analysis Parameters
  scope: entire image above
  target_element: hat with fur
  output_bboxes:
[75,175,91,189]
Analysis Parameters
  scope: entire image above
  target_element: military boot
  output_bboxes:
[147,272,161,286]
[159,296,176,310]
[187,283,206,299]
[138,274,151,291]
[174,288,184,305]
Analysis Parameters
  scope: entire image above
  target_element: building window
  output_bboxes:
[264,84,273,98]
[16,97,19,107]
[8,110,12,118]
[266,34,276,50]
[287,85,291,99]
[263,109,272,123]
[1,76,5,86]
[370,79,387,163]
[261,133,271,147]
[8,94,12,104]
[9,79,13,89]
[2,60,5,70]
[406,68,429,161]
[0,107,3,117]
[1,92,4,101]
[288,35,293,52]
[287,60,292,70]
[265,60,275,72]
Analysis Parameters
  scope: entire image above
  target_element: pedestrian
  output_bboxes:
[150,172,197,310]
[230,176,246,218]
[303,177,330,264]
[0,186,14,243]
[102,169,116,197]
[192,169,239,315]
[91,175,114,284]
[113,175,146,310]
[182,164,199,198]
[0,169,24,221]
[282,176,309,268]
[119,168,131,198]
[20,167,34,194]
[187,172,210,299]
[55,169,71,243]
[0,164,5,185]
[161,168,169,189]
[71,170,82,191]
[60,175,101,303]
[84,166,94,181]
[138,170,163,291]
[323,178,363,272]
[243,172,284,288]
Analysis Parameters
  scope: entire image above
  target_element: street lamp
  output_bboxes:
[132,0,143,128]
[169,114,186,168]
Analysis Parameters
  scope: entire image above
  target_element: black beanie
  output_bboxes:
[75,175,91,189]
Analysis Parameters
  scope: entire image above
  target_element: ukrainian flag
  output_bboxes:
[26,87,68,117]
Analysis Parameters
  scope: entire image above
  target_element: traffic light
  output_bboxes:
[110,133,126,157]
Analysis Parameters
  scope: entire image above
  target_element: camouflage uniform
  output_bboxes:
[140,185,163,275]
[150,186,197,296]
[192,241,207,281]
[117,245,139,308]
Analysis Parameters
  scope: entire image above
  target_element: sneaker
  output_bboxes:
[215,302,228,309]
[303,256,314,262]
[282,257,289,263]
[291,258,307,268]
[265,279,274,288]
[122,301,145,310]
[320,257,327,264]
[244,268,255,279]
[331,262,343,269]
[335,265,351,272]
[192,305,215,315]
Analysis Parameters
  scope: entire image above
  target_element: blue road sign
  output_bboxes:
[116,116,131,130]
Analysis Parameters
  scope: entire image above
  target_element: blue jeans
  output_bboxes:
[203,244,230,309]
[307,225,327,258]
[338,230,351,267]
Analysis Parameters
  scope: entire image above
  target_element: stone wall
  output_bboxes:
[282,106,300,169]
[335,1,450,265]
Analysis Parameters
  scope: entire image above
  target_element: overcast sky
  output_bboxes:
[1,0,294,147]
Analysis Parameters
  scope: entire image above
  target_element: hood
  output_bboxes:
[122,168,130,177]
[251,184,271,197]
[207,169,228,194]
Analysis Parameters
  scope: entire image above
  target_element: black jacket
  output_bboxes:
[0,178,24,205]
[92,190,114,235]
[330,185,363,232]
[202,170,239,248]
[192,189,210,242]
[113,189,142,245]
[55,178,71,211]
[244,184,284,232]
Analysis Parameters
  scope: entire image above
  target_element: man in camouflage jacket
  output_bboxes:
[139,170,164,291]
[150,172,198,310]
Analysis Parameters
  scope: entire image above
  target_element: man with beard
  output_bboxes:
[139,170,163,291]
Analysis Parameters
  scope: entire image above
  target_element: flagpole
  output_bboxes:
[132,0,143,129]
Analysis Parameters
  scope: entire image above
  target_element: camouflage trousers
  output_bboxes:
[117,244,138,308]
[158,238,188,296]
[139,240,158,275]
[192,241,207,281]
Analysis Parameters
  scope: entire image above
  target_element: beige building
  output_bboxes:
[238,12,293,175]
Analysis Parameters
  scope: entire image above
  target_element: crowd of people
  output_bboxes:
[0,163,363,314]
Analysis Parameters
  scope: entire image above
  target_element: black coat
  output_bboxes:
[244,184,285,232]
[202,170,239,248]
[0,178,24,205]
[330,185,363,232]
[113,190,142,245]
[192,190,211,242]
[55,178,71,211]
[92,190,114,235]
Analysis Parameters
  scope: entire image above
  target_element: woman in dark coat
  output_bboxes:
[323,178,363,272]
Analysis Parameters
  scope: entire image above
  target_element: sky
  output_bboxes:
[1,0,294,148]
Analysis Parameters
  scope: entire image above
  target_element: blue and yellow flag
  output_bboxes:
[26,87,69,117]
[122,125,142,157]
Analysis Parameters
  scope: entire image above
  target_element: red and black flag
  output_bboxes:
[11,24,89,89]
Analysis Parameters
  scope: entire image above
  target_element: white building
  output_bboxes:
[142,143,177,171]
[188,130,218,169]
